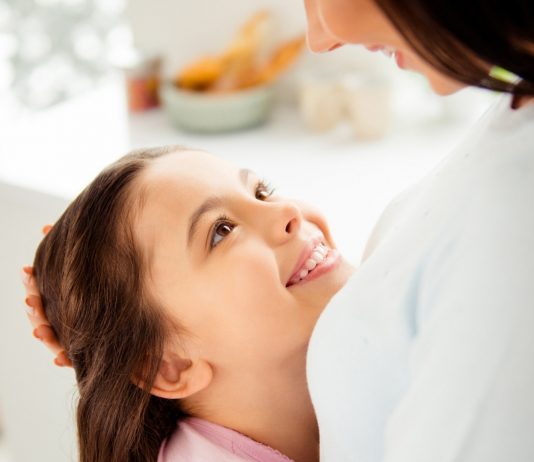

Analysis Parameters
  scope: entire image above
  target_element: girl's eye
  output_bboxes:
[208,180,275,250]
[255,180,275,200]
[209,217,235,249]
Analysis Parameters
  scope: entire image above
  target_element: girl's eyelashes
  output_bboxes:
[208,179,275,250]
[255,179,275,200]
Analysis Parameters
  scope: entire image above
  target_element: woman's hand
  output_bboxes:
[21,224,72,368]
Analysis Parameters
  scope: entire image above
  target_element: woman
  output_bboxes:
[24,146,354,461]
[23,0,534,461]
[302,1,534,461]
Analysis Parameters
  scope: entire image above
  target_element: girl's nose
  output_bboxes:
[264,201,302,246]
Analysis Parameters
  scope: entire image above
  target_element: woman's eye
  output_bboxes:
[210,219,235,249]
[255,180,275,201]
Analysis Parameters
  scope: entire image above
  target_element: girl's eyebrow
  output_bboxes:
[187,168,252,248]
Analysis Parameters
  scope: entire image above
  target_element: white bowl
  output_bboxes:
[159,83,275,133]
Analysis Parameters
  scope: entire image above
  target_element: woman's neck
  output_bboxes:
[188,350,319,462]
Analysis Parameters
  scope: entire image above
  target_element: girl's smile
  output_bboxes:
[286,238,341,288]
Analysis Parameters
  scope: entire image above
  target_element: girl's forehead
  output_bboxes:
[137,151,239,230]
[144,150,236,189]
[133,151,240,244]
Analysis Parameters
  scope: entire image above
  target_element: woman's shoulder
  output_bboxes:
[362,93,534,262]
[465,92,534,163]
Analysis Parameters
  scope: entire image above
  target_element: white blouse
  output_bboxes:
[307,94,534,462]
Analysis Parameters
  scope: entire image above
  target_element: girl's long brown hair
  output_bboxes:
[32,146,188,461]
[375,0,534,97]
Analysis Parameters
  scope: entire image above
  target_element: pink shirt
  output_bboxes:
[158,417,294,462]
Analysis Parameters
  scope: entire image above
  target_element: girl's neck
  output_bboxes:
[187,352,319,462]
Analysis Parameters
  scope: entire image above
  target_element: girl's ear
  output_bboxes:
[149,353,213,400]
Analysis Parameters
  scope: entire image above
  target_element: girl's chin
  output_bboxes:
[326,257,356,297]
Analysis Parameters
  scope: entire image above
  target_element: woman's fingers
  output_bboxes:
[21,269,48,328]
[33,324,64,357]
[24,293,50,328]
[26,295,73,368]
[21,226,70,368]
[54,351,73,368]
[21,267,40,296]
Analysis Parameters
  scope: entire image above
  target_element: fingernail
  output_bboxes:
[33,328,42,341]
[24,297,35,316]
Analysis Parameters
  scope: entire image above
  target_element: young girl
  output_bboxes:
[27,145,354,461]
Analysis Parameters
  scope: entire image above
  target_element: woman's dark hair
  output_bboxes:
[32,146,189,461]
[375,0,534,98]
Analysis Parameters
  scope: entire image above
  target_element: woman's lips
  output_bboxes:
[328,43,343,51]
[365,44,406,70]
[395,50,406,69]
[365,44,383,52]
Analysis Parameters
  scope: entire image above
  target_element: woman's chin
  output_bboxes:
[426,73,466,95]
[406,55,466,95]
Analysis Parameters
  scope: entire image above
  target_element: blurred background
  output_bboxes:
[0,1,496,460]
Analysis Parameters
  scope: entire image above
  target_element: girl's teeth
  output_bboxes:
[289,243,332,286]
[301,245,329,277]
[311,251,324,262]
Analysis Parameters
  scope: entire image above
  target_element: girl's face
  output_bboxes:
[304,0,464,95]
[135,150,354,373]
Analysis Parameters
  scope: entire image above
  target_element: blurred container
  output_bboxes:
[159,82,275,133]
[298,74,345,132]
[298,70,392,139]
[340,72,392,140]
[118,50,162,112]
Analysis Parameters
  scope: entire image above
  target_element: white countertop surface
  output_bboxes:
[0,76,493,262]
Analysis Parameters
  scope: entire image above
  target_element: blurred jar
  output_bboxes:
[117,50,162,112]
[298,70,392,140]
[298,73,345,132]
[340,72,392,140]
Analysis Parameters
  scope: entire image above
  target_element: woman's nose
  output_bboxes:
[304,0,344,53]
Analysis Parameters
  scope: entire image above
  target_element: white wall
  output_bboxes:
[0,182,77,462]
